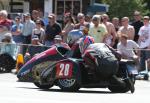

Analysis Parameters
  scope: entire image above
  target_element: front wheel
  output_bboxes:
[57,78,80,92]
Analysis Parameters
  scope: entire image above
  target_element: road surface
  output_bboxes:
[0,73,150,103]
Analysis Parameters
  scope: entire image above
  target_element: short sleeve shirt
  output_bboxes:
[117,40,139,58]
[89,24,107,43]
[138,25,150,48]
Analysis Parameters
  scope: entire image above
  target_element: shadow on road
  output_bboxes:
[17,86,114,94]
[41,88,113,94]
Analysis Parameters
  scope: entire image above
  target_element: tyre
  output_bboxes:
[57,78,80,92]
[34,82,53,89]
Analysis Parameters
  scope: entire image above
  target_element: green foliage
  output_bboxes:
[101,0,149,19]
[143,0,150,16]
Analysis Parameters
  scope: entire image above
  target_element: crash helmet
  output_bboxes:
[79,36,94,53]
[67,29,83,45]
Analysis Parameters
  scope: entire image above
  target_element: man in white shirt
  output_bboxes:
[138,16,150,71]
[117,34,140,63]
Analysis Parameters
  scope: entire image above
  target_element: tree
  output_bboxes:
[143,0,150,16]
[101,0,149,19]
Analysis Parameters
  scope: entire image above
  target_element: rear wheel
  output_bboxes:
[57,78,80,92]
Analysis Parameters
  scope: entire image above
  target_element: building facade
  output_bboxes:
[0,0,108,20]
[0,0,89,14]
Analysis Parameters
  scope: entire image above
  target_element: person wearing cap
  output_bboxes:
[11,16,24,43]
[54,35,62,44]
[22,12,36,44]
[0,33,18,60]
[22,12,36,55]
[138,15,150,71]
[44,13,62,46]
[24,35,45,62]
[88,14,108,43]
[117,33,140,64]
[54,35,69,47]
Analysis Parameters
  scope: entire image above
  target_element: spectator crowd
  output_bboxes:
[0,9,150,71]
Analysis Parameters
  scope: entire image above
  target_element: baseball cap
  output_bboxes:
[48,13,55,18]
[23,12,30,17]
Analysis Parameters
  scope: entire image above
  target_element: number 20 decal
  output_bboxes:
[56,63,73,78]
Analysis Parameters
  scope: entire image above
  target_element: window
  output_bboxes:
[55,0,82,21]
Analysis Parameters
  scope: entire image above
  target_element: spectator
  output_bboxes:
[62,13,75,43]
[31,10,39,22]
[117,34,140,63]
[102,14,116,47]
[22,12,36,56]
[74,13,89,30]
[118,17,135,40]
[32,19,45,43]
[85,14,92,23]
[0,33,18,59]
[131,11,143,42]
[31,9,45,28]
[112,17,120,32]
[24,35,45,62]
[54,35,69,47]
[88,15,108,43]
[0,10,13,41]
[11,16,24,43]
[138,16,150,71]
[44,13,62,46]
[112,17,121,48]
[22,12,36,44]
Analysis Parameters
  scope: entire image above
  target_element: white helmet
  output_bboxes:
[67,29,83,45]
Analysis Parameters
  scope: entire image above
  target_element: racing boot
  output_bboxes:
[110,75,126,88]
[124,78,135,93]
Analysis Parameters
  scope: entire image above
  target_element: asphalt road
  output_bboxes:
[0,73,150,103]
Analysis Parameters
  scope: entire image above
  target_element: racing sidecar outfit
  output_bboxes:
[82,43,119,79]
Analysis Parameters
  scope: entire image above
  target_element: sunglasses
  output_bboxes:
[121,20,126,22]
[103,17,107,20]
[78,17,84,20]
[134,14,140,16]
